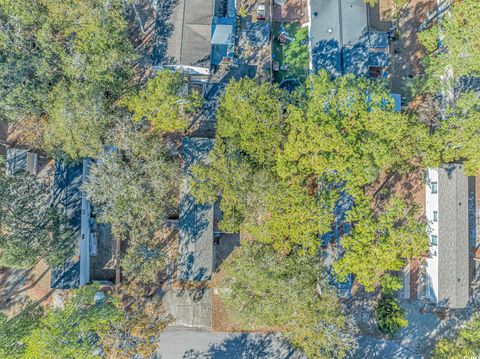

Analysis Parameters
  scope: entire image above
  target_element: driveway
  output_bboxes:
[156,327,305,359]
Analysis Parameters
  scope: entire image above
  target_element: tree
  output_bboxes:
[277,71,430,195]
[440,92,480,175]
[43,81,113,159]
[419,0,480,90]
[215,78,286,166]
[23,284,123,359]
[83,122,178,234]
[120,229,167,285]
[432,314,480,359]
[0,0,137,158]
[102,284,172,358]
[375,275,408,337]
[333,195,428,292]
[218,243,356,359]
[0,306,43,358]
[0,168,75,268]
[83,122,179,281]
[242,178,332,255]
[124,70,203,133]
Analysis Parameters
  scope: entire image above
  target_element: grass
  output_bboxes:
[272,22,309,83]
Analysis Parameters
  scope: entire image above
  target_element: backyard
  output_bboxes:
[272,22,309,83]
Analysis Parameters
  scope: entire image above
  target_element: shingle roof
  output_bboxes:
[167,0,214,67]
[437,164,470,308]
[178,137,215,282]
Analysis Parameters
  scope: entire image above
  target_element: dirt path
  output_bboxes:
[390,0,437,95]
[0,261,55,317]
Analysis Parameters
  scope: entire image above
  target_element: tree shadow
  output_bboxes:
[182,333,301,359]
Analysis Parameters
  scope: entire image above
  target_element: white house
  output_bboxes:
[424,164,473,308]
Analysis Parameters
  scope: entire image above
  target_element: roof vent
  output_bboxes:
[328,28,333,33]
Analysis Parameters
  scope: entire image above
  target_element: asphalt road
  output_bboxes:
[156,327,305,359]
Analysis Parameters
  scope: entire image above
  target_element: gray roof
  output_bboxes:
[369,31,389,49]
[211,24,233,45]
[179,137,215,282]
[309,0,369,76]
[437,164,471,308]
[167,0,214,67]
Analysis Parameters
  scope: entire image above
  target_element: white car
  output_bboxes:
[257,4,266,20]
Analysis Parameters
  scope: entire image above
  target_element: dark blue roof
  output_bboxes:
[50,160,83,289]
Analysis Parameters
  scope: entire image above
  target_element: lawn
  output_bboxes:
[272,22,309,83]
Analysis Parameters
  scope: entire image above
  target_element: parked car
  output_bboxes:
[257,4,266,20]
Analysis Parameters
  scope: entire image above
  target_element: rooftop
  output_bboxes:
[178,137,215,282]
[167,0,214,68]
[437,164,471,308]
[309,0,369,76]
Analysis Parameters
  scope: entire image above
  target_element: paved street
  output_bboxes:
[156,327,305,359]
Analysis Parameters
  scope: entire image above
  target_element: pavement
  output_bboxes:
[156,327,305,359]
[162,288,212,329]
[350,336,421,359]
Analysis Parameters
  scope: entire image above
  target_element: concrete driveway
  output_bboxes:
[156,327,305,359]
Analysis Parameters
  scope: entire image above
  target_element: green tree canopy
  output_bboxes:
[83,122,178,281]
[0,168,75,268]
[218,242,356,359]
[333,196,429,291]
[23,285,122,359]
[0,0,137,158]
[124,70,203,133]
[419,0,480,91]
[439,92,480,175]
[215,78,286,166]
[192,74,429,255]
[0,306,43,359]
[277,72,430,195]
[432,314,480,359]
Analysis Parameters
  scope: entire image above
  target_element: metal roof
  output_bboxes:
[437,164,471,308]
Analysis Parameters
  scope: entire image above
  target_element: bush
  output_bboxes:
[375,275,408,337]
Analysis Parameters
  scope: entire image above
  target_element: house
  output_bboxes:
[166,0,214,77]
[178,137,215,282]
[164,0,236,84]
[308,0,390,77]
[51,159,113,289]
[423,164,474,308]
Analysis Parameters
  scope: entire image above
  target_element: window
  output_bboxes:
[431,182,438,194]
[430,235,438,246]
[433,211,438,222]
